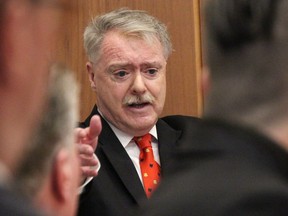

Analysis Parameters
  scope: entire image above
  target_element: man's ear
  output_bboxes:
[86,62,97,91]
[201,65,211,97]
[52,149,72,203]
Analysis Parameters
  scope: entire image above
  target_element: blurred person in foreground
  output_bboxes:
[0,0,66,215]
[77,8,200,216]
[140,0,288,215]
[0,0,100,215]
[15,65,82,216]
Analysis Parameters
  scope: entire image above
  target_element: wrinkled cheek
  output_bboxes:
[156,85,166,114]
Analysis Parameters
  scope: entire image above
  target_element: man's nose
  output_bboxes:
[131,72,147,94]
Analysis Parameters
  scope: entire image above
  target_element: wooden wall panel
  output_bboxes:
[56,0,203,121]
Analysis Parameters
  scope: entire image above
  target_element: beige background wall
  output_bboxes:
[56,0,203,121]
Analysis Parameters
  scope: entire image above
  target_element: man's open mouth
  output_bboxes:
[128,102,150,108]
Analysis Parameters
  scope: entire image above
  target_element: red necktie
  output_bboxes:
[134,134,161,198]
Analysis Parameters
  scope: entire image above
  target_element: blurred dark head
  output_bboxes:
[204,0,288,129]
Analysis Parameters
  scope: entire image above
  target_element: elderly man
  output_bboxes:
[77,8,200,216]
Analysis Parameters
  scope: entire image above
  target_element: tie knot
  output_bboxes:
[134,134,152,150]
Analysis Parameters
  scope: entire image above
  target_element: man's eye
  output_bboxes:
[146,69,158,76]
[115,71,128,77]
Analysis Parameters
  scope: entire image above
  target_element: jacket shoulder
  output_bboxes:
[160,115,201,131]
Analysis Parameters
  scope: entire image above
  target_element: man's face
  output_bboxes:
[88,30,167,136]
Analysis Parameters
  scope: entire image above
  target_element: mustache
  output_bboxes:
[123,93,155,105]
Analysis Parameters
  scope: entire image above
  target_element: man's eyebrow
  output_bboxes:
[107,61,165,72]
[108,63,133,70]
[141,61,163,68]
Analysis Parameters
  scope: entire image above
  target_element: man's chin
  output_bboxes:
[129,117,156,131]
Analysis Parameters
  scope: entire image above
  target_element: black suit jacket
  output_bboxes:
[77,105,200,216]
[141,119,288,216]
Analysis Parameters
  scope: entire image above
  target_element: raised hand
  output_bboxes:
[75,115,102,179]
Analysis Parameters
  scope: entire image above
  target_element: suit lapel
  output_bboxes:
[156,119,182,176]
[98,115,146,204]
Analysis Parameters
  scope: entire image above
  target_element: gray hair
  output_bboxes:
[14,64,79,198]
[83,8,172,63]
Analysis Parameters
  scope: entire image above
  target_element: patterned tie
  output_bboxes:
[134,134,161,198]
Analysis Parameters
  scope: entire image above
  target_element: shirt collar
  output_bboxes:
[98,108,158,148]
